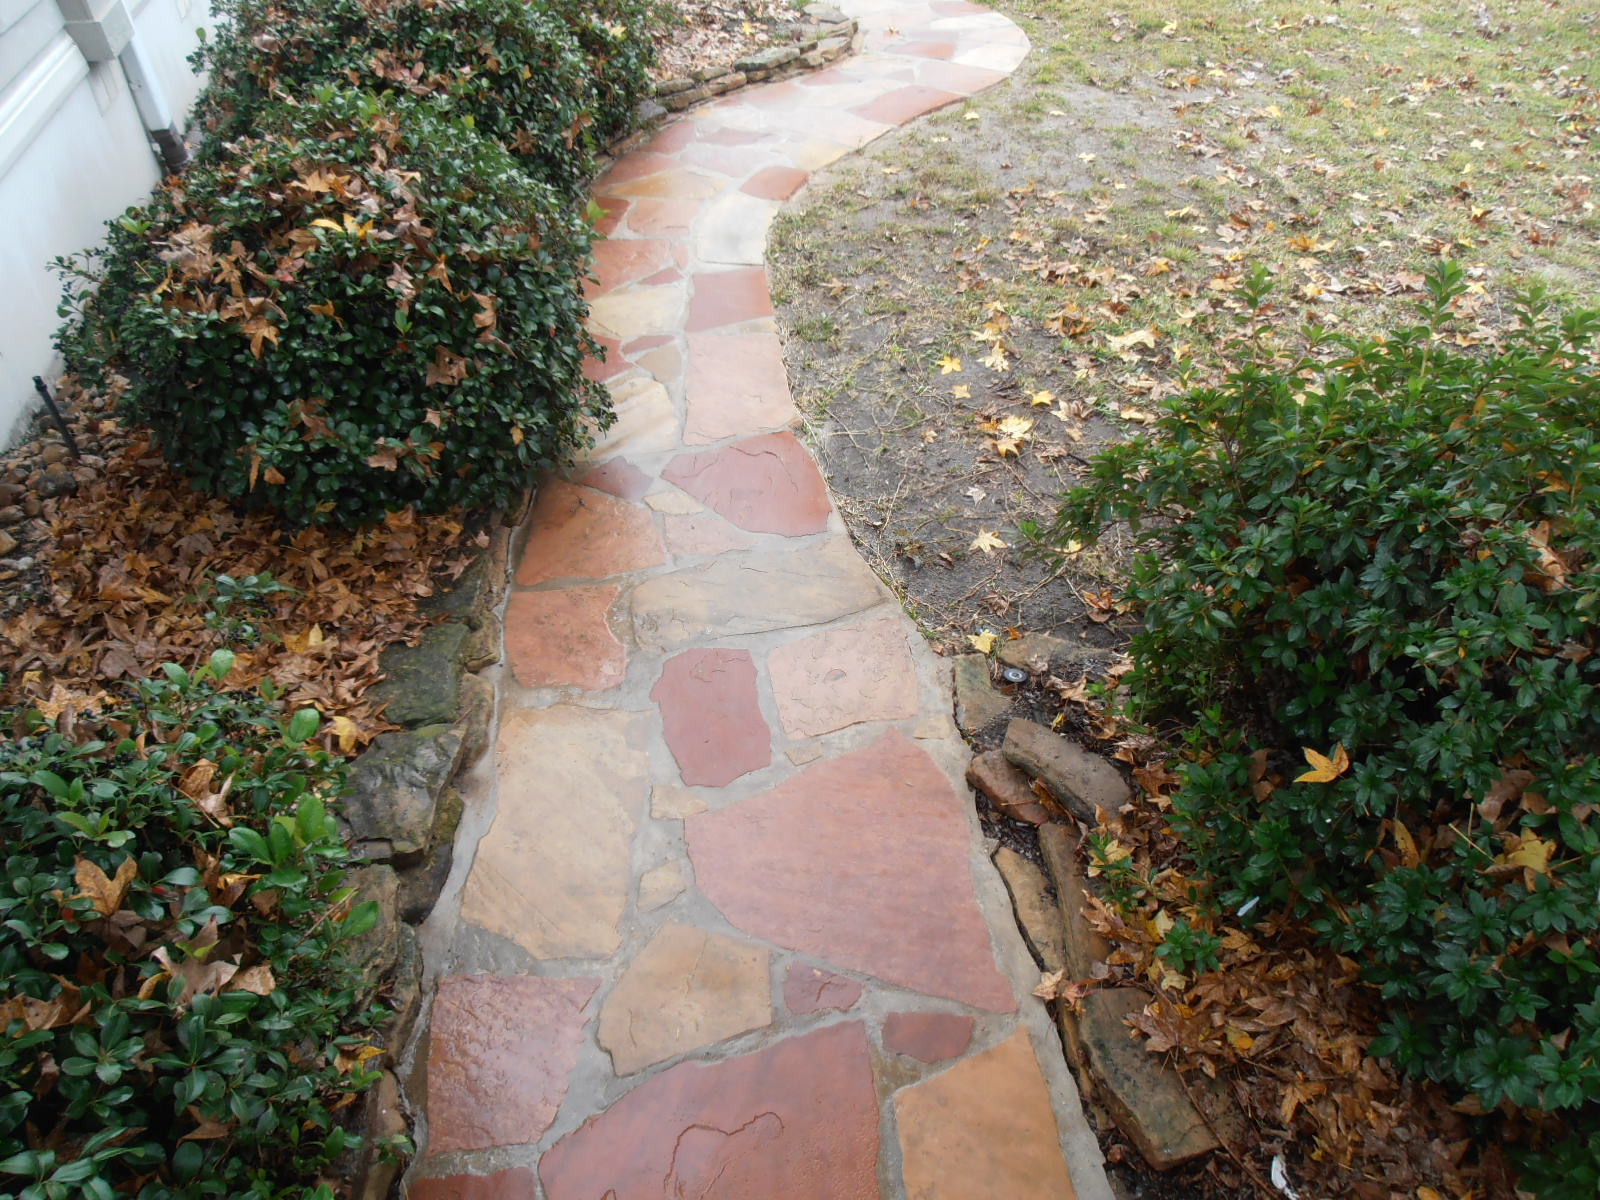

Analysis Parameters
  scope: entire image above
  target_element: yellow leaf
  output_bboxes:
[1417,1188,1444,1200]
[1106,327,1158,355]
[951,384,971,399]
[282,625,325,656]
[1496,833,1555,875]
[963,111,980,121]
[1063,539,1084,556]
[970,529,1008,555]
[1295,743,1351,784]
[1029,390,1055,407]
[1394,818,1421,868]
[310,218,343,232]
[937,354,962,374]
[981,346,1010,372]
[997,416,1034,438]
[327,715,361,754]
[968,630,997,654]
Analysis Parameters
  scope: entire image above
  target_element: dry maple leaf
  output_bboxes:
[937,354,962,374]
[74,855,137,918]
[1295,743,1351,783]
[970,529,1008,555]
[968,630,997,654]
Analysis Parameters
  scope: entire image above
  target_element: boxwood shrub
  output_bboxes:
[193,0,659,200]
[58,90,610,527]
[0,652,382,1199]
[1047,264,1600,1190]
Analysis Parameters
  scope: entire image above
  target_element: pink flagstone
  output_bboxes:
[882,1011,976,1062]
[783,963,864,1014]
[539,1023,880,1200]
[651,648,771,786]
[687,731,1015,1010]
[504,587,625,691]
[516,479,666,586]
[427,975,598,1154]
[662,432,831,536]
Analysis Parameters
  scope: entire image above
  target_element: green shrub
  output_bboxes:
[57,90,609,527]
[1047,264,1600,1172]
[194,0,657,199]
[0,652,382,1199]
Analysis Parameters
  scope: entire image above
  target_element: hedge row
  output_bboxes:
[57,0,664,526]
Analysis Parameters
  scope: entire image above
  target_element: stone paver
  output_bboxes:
[597,922,772,1074]
[652,646,771,785]
[768,615,920,737]
[540,1023,880,1200]
[427,976,597,1153]
[459,708,648,958]
[662,432,832,535]
[783,963,864,1014]
[896,1030,1079,1199]
[503,586,624,691]
[687,732,1016,1010]
[515,479,666,587]
[409,5,1113,1198]
[882,1011,976,1062]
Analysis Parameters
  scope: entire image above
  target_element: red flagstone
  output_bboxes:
[851,85,964,126]
[516,480,665,586]
[577,457,652,502]
[686,266,774,331]
[684,332,796,443]
[882,1011,976,1062]
[427,975,598,1154]
[505,586,625,691]
[687,731,1016,1010]
[411,1168,540,1200]
[651,648,771,786]
[662,432,831,536]
[646,118,701,153]
[783,963,864,1014]
[586,238,679,297]
[743,165,810,200]
[539,1023,880,1200]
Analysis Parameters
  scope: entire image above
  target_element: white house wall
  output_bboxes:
[0,0,213,446]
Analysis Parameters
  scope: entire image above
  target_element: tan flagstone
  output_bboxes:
[631,539,885,651]
[597,923,772,1074]
[895,1029,1077,1199]
[768,616,920,737]
[460,708,650,959]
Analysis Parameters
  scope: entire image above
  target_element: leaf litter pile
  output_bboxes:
[768,0,1598,1194]
[0,382,476,751]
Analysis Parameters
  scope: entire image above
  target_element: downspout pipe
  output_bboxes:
[117,33,190,172]
[56,0,190,173]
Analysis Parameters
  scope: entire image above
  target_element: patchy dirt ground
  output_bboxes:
[770,0,1597,1196]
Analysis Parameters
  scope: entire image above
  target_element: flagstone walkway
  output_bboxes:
[406,3,1113,1196]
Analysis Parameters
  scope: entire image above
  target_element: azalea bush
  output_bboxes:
[0,653,382,1199]
[58,90,608,527]
[1048,264,1600,1190]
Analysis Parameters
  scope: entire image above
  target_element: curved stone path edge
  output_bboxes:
[402,3,1115,1197]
